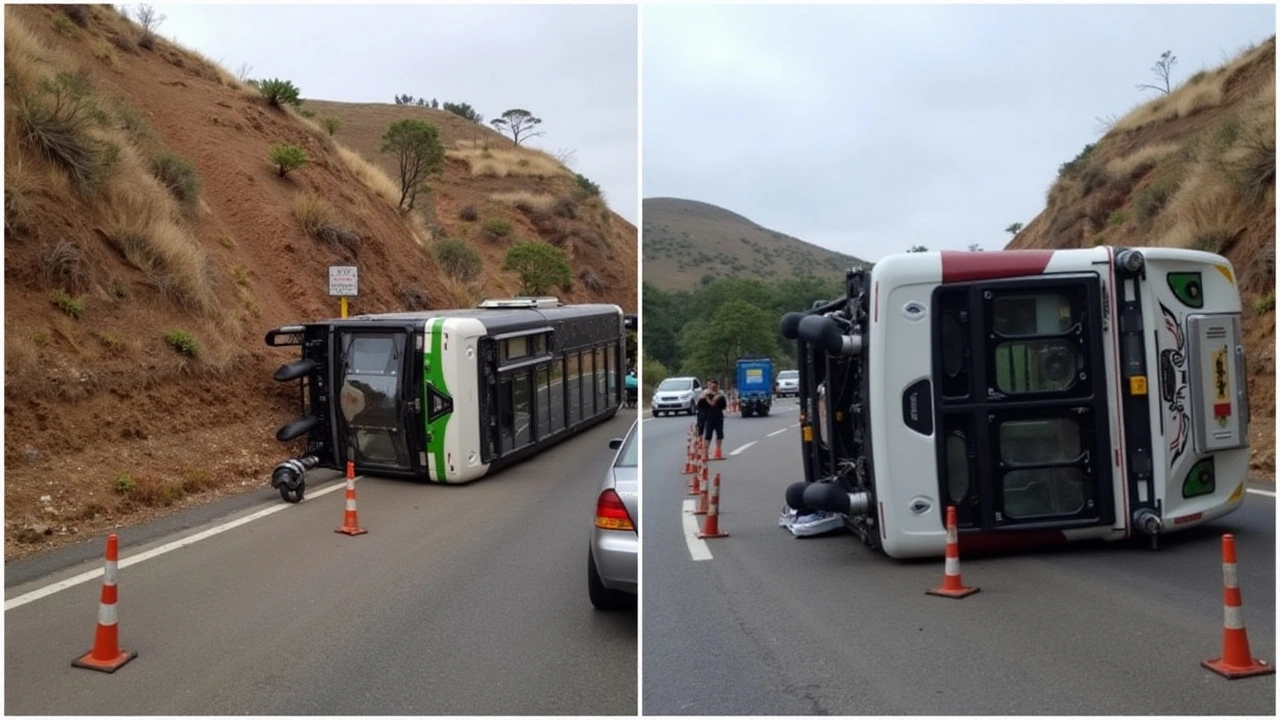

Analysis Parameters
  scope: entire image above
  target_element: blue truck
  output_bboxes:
[735,356,773,417]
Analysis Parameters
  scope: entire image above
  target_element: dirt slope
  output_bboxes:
[1007,37,1275,478]
[2,4,635,560]
[642,197,867,291]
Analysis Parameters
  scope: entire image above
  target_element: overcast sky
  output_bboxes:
[643,3,1275,263]
[158,3,638,225]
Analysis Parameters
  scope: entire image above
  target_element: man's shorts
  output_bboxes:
[702,417,724,441]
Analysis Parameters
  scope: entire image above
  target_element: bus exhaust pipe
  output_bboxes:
[802,482,871,516]
[271,455,319,504]
[1133,508,1162,549]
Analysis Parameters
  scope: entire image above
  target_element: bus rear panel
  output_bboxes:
[782,247,1249,559]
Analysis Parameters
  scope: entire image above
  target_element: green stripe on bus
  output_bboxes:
[424,317,450,482]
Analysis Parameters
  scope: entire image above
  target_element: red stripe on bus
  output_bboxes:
[940,250,1054,283]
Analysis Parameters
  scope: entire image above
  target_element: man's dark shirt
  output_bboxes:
[698,391,727,423]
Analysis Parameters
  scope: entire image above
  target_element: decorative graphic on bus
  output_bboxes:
[1212,346,1231,427]
[1159,302,1190,467]
[1183,457,1215,498]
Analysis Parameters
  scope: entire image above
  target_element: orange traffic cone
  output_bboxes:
[712,443,723,461]
[1202,534,1274,678]
[336,462,367,536]
[693,469,710,516]
[697,473,728,539]
[927,506,979,598]
[72,533,137,673]
[682,437,695,475]
[690,456,704,496]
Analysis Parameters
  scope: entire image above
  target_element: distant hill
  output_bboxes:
[642,197,867,291]
[1008,36,1275,478]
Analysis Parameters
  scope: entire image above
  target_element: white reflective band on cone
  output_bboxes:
[346,499,357,511]
[1224,604,1245,631]
[104,560,118,586]
[98,602,118,626]
[945,557,959,576]
[1223,562,1238,589]
[947,527,957,544]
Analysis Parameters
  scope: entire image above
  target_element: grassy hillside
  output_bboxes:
[1008,36,1275,478]
[642,197,867,291]
[2,4,636,559]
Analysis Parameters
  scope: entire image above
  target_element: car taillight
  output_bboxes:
[596,489,635,531]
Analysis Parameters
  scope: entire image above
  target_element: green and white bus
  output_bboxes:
[265,297,631,502]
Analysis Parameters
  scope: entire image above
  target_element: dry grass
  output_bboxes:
[334,144,400,207]
[1158,164,1247,252]
[446,142,570,179]
[1113,41,1269,135]
[39,238,93,293]
[1104,143,1181,179]
[90,39,118,69]
[489,190,558,213]
[100,161,216,313]
[4,334,43,396]
[4,152,42,238]
[294,191,361,257]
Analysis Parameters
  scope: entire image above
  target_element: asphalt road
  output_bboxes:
[642,398,1275,716]
[5,411,638,716]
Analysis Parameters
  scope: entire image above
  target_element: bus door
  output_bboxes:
[333,325,418,474]
[932,274,1116,533]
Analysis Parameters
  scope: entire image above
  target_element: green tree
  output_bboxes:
[320,116,343,136]
[442,101,483,124]
[380,119,445,210]
[268,144,308,177]
[491,108,544,146]
[678,300,779,384]
[907,245,928,253]
[1004,222,1023,235]
[502,241,571,295]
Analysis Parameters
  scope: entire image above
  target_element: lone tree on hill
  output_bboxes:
[1136,50,1177,95]
[491,108,545,146]
[502,241,571,295]
[1005,222,1024,235]
[381,119,445,211]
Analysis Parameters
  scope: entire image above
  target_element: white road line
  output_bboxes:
[790,423,800,428]
[4,478,356,612]
[730,441,757,456]
[767,428,789,438]
[682,499,712,561]
[1246,488,1275,498]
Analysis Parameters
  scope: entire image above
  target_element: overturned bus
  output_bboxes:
[781,246,1251,559]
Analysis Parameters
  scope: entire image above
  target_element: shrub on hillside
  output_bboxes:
[15,74,115,194]
[1134,181,1175,222]
[320,116,343,136]
[458,205,479,222]
[164,329,199,357]
[482,218,512,240]
[502,241,571,296]
[51,290,85,320]
[293,192,360,257]
[40,238,92,293]
[63,5,90,26]
[575,173,601,197]
[434,238,482,282]
[269,144,309,177]
[1233,127,1275,204]
[1255,291,1275,313]
[442,101,483,124]
[1058,143,1097,176]
[257,78,302,109]
[151,152,201,210]
[381,118,445,210]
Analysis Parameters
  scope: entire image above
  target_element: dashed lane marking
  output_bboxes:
[767,428,789,438]
[730,441,757,456]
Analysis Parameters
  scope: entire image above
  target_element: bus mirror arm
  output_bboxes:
[797,314,863,356]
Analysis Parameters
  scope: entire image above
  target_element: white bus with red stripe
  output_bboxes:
[782,246,1250,559]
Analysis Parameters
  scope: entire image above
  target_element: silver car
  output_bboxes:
[588,419,638,610]
[650,376,700,416]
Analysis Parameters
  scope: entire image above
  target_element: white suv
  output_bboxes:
[650,376,700,417]
[774,369,799,398]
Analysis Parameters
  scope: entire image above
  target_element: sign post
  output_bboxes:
[329,265,358,318]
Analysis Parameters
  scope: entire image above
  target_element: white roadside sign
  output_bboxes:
[329,265,358,297]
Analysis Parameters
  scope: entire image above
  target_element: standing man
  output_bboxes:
[698,378,728,461]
